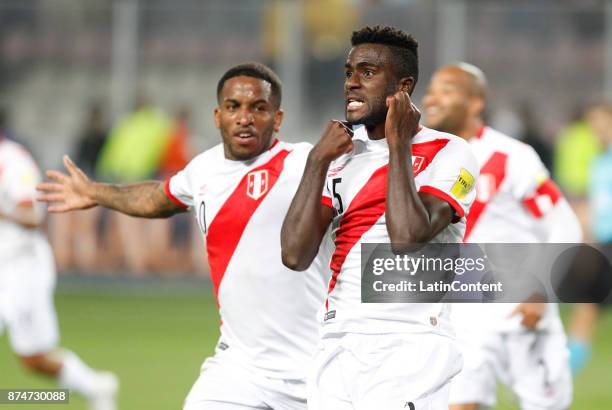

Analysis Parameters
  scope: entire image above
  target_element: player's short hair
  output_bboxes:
[216,62,282,109]
[351,25,419,85]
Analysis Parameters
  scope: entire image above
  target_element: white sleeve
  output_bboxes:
[537,198,583,243]
[418,138,479,222]
[165,160,196,209]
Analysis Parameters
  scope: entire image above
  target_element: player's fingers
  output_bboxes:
[37,193,65,203]
[63,155,80,177]
[46,170,69,184]
[48,204,70,213]
[36,182,63,193]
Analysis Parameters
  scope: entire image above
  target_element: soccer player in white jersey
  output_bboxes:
[281,26,479,409]
[423,63,582,410]
[0,134,118,410]
[38,63,329,410]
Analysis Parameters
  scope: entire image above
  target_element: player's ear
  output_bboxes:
[213,107,221,129]
[469,97,485,117]
[273,109,284,133]
[398,77,415,95]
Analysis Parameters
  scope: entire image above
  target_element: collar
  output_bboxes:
[475,125,486,139]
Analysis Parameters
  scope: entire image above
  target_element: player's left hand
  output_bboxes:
[385,90,420,147]
[510,302,547,330]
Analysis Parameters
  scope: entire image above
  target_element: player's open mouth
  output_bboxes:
[346,98,365,112]
[233,131,258,145]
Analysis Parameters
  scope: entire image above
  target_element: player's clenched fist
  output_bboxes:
[309,120,353,164]
[37,155,97,212]
[385,91,421,147]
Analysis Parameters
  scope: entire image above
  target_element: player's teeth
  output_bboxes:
[348,101,364,109]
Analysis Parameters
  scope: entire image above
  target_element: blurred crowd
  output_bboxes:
[28,98,208,277]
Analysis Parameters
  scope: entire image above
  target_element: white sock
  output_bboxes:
[57,350,101,399]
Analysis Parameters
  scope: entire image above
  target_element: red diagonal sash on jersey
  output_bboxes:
[327,165,389,309]
[206,149,291,299]
[464,152,508,241]
[325,138,452,308]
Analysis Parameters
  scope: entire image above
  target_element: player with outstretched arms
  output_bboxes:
[281,26,479,409]
[423,63,581,410]
[0,133,118,410]
[38,63,330,410]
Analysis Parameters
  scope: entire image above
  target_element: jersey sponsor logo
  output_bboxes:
[411,155,425,174]
[324,310,336,321]
[450,168,475,200]
[246,169,269,200]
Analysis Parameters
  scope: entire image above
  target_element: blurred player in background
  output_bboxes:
[0,121,118,410]
[38,62,329,410]
[282,26,478,409]
[566,103,612,376]
[423,63,581,410]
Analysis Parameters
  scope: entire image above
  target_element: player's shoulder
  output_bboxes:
[276,140,313,155]
[0,139,35,164]
[415,126,474,159]
[481,126,539,159]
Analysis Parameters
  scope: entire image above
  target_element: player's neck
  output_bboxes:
[458,118,484,141]
[367,123,386,140]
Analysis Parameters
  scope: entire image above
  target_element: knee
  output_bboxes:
[19,353,61,376]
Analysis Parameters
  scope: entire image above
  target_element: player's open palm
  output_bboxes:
[311,120,353,163]
[37,155,97,213]
[385,91,420,146]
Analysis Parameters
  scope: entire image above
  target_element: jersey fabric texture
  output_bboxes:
[320,125,479,337]
[167,139,329,381]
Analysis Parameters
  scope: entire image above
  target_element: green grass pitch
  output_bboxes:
[0,289,610,409]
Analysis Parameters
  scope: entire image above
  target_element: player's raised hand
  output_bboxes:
[310,120,353,163]
[510,302,546,330]
[385,90,421,147]
[37,155,97,213]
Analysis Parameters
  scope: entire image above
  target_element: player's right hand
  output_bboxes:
[310,120,353,163]
[37,155,97,212]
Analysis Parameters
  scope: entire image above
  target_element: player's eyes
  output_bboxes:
[363,70,374,78]
[345,71,353,79]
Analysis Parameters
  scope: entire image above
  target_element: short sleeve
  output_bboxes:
[418,139,479,223]
[512,146,562,218]
[4,154,41,205]
[165,165,194,209]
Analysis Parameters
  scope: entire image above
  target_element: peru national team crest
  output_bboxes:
[246,170,269,200]
[412,155,425,174]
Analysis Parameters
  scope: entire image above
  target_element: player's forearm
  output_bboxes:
[386,143,432,249]
[90,181,181,218]
[281,154,331,271]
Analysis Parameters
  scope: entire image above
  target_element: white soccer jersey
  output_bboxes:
[166,139,328,380]
[464,126,563,243]
[456,126,569,332]
[0,138,47,260]
[319,125,478,336]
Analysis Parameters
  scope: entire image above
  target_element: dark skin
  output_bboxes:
[37,76,283,217]
[281,43,453,270]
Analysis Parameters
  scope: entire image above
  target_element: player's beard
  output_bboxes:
[346,94,388,128]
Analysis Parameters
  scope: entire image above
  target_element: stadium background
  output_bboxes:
[0,0,611,409]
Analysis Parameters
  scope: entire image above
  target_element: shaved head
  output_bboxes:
[422,62,488,139]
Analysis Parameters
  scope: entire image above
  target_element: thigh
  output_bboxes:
[355,333,463,410]
[183,355,269,410]
[506,332,572,410]
[449,333,499,408]
[4,254,59,356]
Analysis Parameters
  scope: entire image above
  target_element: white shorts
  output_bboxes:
[0,239,59,356]
[449,330,572,410]
[308,332,463,410]
[183,347,307,410]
